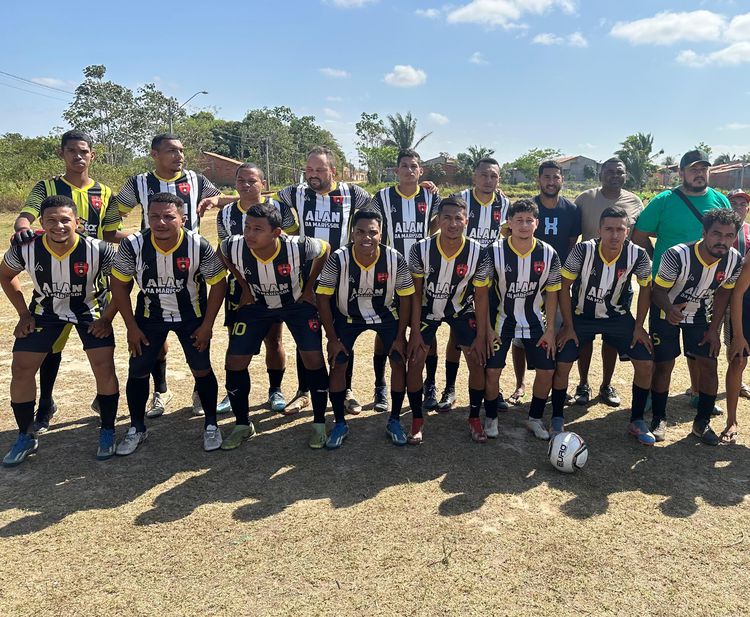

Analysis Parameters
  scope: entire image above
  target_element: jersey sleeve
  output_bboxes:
[429,192,441,219]
[115,176,139,214]
[546,251,562,292]
[112,237,137,281]
[2,244,25,272]
[634,249,653,286]
[722,253,743,289]
[352,185,371,211]
[395,253,416,296]
[274,185,295,208]
[199,175,221,200]
[20,181,49,219]
[216,208,230,242]
[408,242,425,278]
[302,236,328,261]
[472,249,493,287]
[101,196,122,232]
[315,252,340,295]
[199,238,227,285]
[99,241,116,277]
[561,243,584,280]
[654,247,681,288]
[273,198,298,234]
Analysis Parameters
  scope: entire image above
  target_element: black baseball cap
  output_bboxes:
[680,150,711,169]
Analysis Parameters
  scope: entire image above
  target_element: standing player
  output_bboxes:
[726,251,750,444]
[275,146,370,414]
[555,207,655,444]
[216,163,298,414]
[484,199,560,440]
[219,203,331,450]
[11,130,121,433]
[116,133,234,418]
[406,196,492,445]
[1,196,120,465]
[368,149,439,413]
[428,158,508,412]
[649,209,742,445]
[317,209,415,448]
[110,193,228,455]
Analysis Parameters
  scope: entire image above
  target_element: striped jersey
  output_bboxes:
[562,239,652,319]
[458,188,510,248]
[116,170,220,232]
[216,197,298,241]
[317,244,415,324]
[488,237,561,338]
[112,228,226,323]
[22,177,120,240]
[275,181,370,249]
[654,241,742,324]
[409,234,491,321]
[733,222,750,256]
[3,233,114,324]
[220,235,327,309]
[369,186,439,257]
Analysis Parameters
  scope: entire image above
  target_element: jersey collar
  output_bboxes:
[694,240,720,268]
[508,236,536,258]
[237,196,266,213]
[352,245,380,271]
[150,228,184,256]
[598,241,622,266]
[252,238,281,264]
[154,171,183,183]
[472,188,495,207]
[42,233,80,261]
[61,176,95,192]
[313,181,338,196]
[395,185,420,200]
[436,234,465,261]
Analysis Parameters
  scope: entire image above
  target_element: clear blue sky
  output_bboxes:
[2,0,749,165]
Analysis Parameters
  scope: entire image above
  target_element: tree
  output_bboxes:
[615,133,663,190]
[714,153,733,165]
[662,155,676,166]
[355,112,395,183]
[583,164,597,181]
[504,147,562,183]
[456,145,495,185]
[694,141,713,159]
[385,112,432,151]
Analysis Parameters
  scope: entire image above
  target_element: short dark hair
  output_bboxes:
[151,133,181,150]
[601,157,625,170]
[148,192,185,214]
[599,206,629,224]
[246,202,282,229]
[61,130,93,149]
[474,157,500,171]
[507,198,538,220]
[703,208,742,233]
[439,195,469,214]
[40,195,77,219]
[397,148,421,167]
[352,208,382,227]
[307,145,336,169]
[538,160,562,176]
[235,162,264,180]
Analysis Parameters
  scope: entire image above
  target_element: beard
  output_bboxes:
[683,178,707,192]
[541,187,560,198]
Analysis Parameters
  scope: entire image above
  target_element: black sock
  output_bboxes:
[151,359,168,393]
[651,390,668,422]
[373,353,387,388]
[445,361,460,390]
[296,349,308,393]
[408,389,424,419]
[97,393,119,430]
[390,390,405,421]
[696,391,716,425]
[529,395,547,419]
[485,397,499,420]
[226,369,251,425]
[307,367,329,424]
[11,401,35,434]
[39,351,62,406]
[330,390,347,423]
[126,376,150,432]
[345,350,354,390]
[267,368,284,391]
[631,384,650,422]
[195,372,219,427]
[551,388,567,419]
[469,388,483,418]
[425,355,438,385]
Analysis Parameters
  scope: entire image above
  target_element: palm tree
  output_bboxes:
[457,145,495,182]
[615,132,663,190]
[713,153,733,165]
[385,112,432,150]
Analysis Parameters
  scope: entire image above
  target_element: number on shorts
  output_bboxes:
[232,322,246,336]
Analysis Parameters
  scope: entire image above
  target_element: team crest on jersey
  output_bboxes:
[617,268,626,279]
[716,270,725,283]
[468,317,477,329]
[492,209,502,222]
[331,195,344,205]
[73,262,89,277]
[90,195,102,210]
[416,201,427,214]
[277,263,292,277]
[176,257,190,272]
[377,272,389,283]
[455,263,469,277]
[177,182,190,195]
[533,261,545,275]
[308,318,320,331]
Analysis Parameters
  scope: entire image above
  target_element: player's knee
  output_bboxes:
[299,351,323,370]
[191,368,212,378]
[225,354,251,372]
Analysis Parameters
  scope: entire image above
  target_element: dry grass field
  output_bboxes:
[0,211,748,616]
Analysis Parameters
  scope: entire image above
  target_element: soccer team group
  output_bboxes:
[2,130,750,467]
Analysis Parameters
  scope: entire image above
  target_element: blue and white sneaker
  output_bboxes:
[268,389,287,413]
[386,418,407,445]
[3,432,39,467]
[628,419,656,446]
[217,395,232,415]
[96,428,116,460]
[326,422,349,449]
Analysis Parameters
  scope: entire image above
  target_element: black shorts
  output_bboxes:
[334,318,401,364]
[223,274,243,328]
[13,318,114,353]
[487,333,555,370]
[419,312,477,348]
[557,314,652,363]
[129,317,212,377]
[650,314,712,362]
[229,302,322,356]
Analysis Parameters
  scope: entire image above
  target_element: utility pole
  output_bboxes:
[167,90,208,133]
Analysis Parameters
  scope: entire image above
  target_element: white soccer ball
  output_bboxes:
[548,431,588,473]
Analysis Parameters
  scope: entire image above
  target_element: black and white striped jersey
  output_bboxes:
[316,244,415,324]
[112,228,226,323]
[215,197,298,242]
[275,182,370,249]
[220,235,327,309]
[654,240,742,324]
[409,234,492,321]
[22,177,120,240]
[458,188,510,248]
[369,186,439,257]
[488,237,561,338]
[116,170,220,232]
[3,233,114,324]
[562,239,652,319]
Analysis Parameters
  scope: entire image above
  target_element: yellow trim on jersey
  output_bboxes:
[694,241,720,268]
[103,221,121,232]
[316,285,335,295]
[151,228,184,256]
[316,240,329,258]
[395,186,420,200]
[436,235,465,261]
[42,233,80,261]
[318,181,338,196]
[723,282,736,290]
[545,282,562,292]
[508,237,537,259]
[154,171,182,183]
[561,268,577,280]
[252,238,281,264]
[636,275,652,287]
[112,268,133,282]
[237,196,267,214]
[473,278,491,287]
[60,176,95,192]
[412,273,425,278]
[353,246,379,271]
[396,285,416,296]
[472,188,494,207]
[654,274,674,288]
[51,323,73,353]
[206,270,228,286]
[598,244,621,267]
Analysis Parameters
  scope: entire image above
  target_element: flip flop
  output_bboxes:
[719,429,739,445]
[507,391,526,406]
[740,384,750,400]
